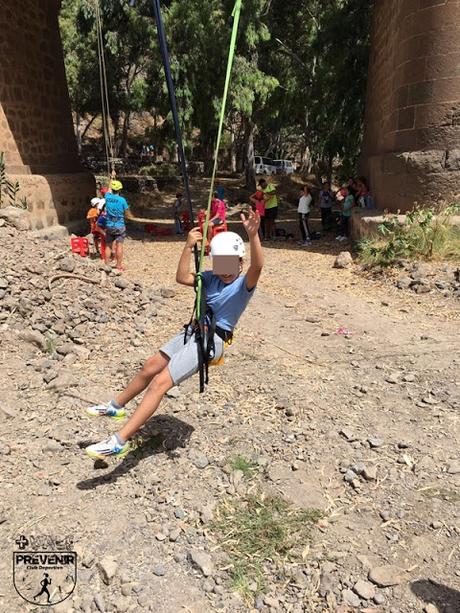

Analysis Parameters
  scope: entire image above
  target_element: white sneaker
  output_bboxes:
[85,435,130,459]
[86,401,126,420]
[339,235,348,241]
[335,235,343,241]
[302,241,311,247]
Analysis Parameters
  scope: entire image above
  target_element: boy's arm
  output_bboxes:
[241,209,263,291]
[176,228,202,287]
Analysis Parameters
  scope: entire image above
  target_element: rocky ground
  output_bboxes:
[0,196,459,613]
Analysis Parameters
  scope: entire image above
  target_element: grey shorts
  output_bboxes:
[160,327,224,386]
[106,227,127,244]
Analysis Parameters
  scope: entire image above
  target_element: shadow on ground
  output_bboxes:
[76,414,195,490]
[411,579,460,613]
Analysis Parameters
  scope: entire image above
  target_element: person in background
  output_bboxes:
[250,188,266,239]
[319,180,335,231]
[356,176,375,209]
[104,180,133,271]
[207,191,227,244]
[259,178,278,240]
[298,185,312,247]
[336,185,354,241]
[173,192,184,235]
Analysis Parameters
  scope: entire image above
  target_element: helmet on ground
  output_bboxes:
[210,231,245,258]
[91,197,101,207]
[111,180,123,191]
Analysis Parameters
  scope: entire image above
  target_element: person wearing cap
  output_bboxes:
[84,207,264,459]
[104,180,133,271]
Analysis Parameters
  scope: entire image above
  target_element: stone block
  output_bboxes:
[408,80,434,105]
[425,52,460,80]
[405,150,446,174]
[416,125,460,149]
[445,149,460,171]
[399,107,416,130]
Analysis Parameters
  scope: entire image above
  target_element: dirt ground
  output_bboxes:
[0,178,459,613]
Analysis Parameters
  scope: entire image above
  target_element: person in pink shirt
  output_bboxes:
[207,191,227,243]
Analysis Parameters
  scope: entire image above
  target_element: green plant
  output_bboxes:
[358,204,460,267]
[212,493,322,602]
[0,152,23,208]
[228,455,258,478]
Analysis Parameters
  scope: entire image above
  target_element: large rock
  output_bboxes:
[368,565,404,587]
[334,251,353,269]
[189,550,214,577]
[0,206,30,231]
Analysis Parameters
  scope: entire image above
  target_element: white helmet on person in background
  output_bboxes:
[91,197,101,207]
[96,199,106,212]
[210,231,245,258]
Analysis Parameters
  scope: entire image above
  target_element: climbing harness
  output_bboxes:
[94,1,115,182]
[151,0,242,392]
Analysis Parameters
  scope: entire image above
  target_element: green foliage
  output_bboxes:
[358,204,460,267]
[59,1,373,171]
[0,152,24,209]
[212,493,322,601]
[228,455,258,477]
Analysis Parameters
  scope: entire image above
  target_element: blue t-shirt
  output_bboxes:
[105,193,128,229]
[202,271,256,332]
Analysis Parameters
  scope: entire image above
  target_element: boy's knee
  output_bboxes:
[149,367,173,391]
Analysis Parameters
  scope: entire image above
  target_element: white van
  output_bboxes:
[254,156,275,175]
[274,160,295,175]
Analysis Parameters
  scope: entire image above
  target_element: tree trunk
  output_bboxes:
[244,120,256,191]
[119,111,131,158]
[230,131,237,173]
[75,113,82,155]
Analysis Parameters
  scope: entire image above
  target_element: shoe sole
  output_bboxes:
[85,409,126,421]
[86,446,130,460]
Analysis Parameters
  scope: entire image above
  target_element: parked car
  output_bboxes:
[254,155,276,175]
[273,159,295,175]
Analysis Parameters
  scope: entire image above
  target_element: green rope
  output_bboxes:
[195,0,242,322]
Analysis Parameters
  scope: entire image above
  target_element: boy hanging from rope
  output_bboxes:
[84,207,263,458]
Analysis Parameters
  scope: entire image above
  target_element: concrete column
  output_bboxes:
[361,0,460,212]
[0,0,94,230]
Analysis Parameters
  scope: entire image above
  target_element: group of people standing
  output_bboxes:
[296,176,375,246]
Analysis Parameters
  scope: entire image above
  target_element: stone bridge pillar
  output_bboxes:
[0,0,94,231]
[361,0,460,212]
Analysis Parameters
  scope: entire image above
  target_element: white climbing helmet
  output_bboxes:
[210,231,245,258]
[91,197,101,207]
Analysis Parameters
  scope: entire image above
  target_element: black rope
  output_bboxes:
[150,0,198,272]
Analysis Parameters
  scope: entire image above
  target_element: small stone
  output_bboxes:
[339,428,358,442]
[363,466,377,481]
[153,565,166,576]
[353,579,375,600]
[397,276,412,290]
[373,592,385,605]
[368,436,384,448]
[342,588,360,607]
[189,449,209,469]
[169,528,181,542]
[19,329,47,351]
[58,257,76,273]
[385,373,399,384]
[155,532,167,541]
[115,278,129,289]
[380,510,391,522]
[368,565,404,587]
[202,579,215,593]
[189,550,214,577]
[166,387,181,398]
[334,251,353,269]
[424,604,440,613]
[447,461,460,475]
[402,373,416,382]
[174,508,185,519]
[97,556,118,585]
[0,277,9,289]
[431,521,442,530]
[161,287,176,298]
[344,469,358,483]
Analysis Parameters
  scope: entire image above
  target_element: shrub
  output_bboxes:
[358,204,460,267]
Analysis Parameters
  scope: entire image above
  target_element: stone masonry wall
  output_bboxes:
[0,0,94,230]
[361,0,460,212]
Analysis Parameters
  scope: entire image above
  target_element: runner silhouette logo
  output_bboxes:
[13,549,77,606]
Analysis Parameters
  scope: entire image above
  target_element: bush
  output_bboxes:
[358,204,460,267]
[139,162,179,177]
